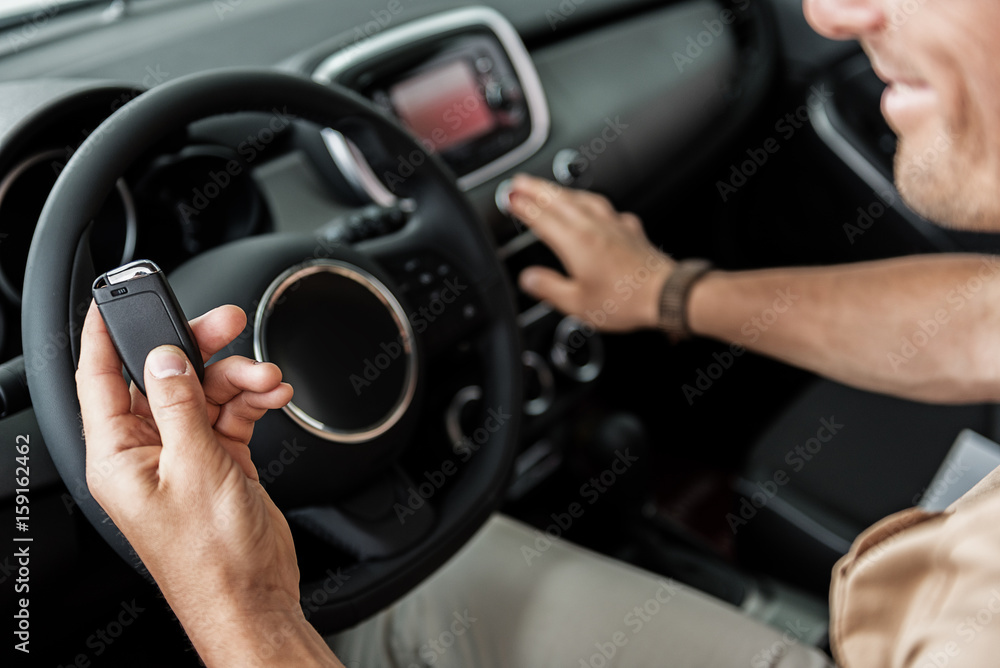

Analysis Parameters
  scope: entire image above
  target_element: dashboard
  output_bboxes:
[0,0,772,418]
[0,3,784,619]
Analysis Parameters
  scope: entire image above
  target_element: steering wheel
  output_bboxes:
[22,69,522,632]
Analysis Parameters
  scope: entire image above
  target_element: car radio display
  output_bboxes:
[389,60,498,153]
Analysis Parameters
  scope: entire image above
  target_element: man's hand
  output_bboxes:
[508,174,674,332]
[77,302,342,667]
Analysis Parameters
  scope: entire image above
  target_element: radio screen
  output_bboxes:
[389,60,497,153]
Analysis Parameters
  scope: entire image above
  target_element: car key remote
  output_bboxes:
[92,259,204,395]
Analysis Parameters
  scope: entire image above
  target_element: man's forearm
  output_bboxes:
[687,254,1000,403]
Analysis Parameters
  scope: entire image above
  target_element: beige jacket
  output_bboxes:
[831,466,1000,666]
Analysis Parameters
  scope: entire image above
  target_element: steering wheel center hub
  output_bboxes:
[253,259,417,443]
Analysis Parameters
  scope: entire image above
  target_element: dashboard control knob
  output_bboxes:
[552,148,588,186]
[522,350,555,416]
[445,385,483,453]
[550,316,604,383]
[495,178,514,215]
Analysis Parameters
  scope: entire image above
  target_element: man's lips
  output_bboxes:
[872,62,935,131]
[881,80,936,131]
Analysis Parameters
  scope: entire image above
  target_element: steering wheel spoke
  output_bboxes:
[288,466,437,563]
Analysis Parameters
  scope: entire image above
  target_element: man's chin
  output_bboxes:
[894,153,999,233]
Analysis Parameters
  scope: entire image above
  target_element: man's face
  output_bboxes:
[804,0,1000,231]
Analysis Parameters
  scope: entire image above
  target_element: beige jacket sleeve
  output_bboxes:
[830,467,1000,667]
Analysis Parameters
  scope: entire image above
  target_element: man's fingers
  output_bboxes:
[574,190,617,219]
[619,213,645,235]
[508,176,583,254]
[143,345,225,477]
[519,266,579,313]
[202,356,285,408]
[76,301,139,460]
[189,305,248,363]
[214,383,294,446]
[508,174,572,220]
[202,355,291,445]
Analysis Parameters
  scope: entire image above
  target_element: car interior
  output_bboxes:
[4,0,1000,664]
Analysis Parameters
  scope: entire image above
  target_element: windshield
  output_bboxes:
[1,0,90,20]
[0,0,118,28]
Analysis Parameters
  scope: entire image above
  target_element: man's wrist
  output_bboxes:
[685,269,727,339]
[177,598,343,667]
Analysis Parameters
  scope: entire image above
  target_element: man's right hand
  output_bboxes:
[508,174,674,333]
[507,176,1000,405]
[77,302,343,668]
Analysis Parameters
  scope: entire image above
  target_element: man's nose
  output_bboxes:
[803,0,883,40]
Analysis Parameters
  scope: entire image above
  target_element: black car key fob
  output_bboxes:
[92,260,204,395]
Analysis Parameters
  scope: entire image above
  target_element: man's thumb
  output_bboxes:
[144,346,215,458]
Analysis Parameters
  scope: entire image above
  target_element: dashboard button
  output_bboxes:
[495,179,514,215]
[475,57,494,73]
[552,148,588,186]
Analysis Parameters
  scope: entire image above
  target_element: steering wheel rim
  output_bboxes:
[23,68,522,631]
